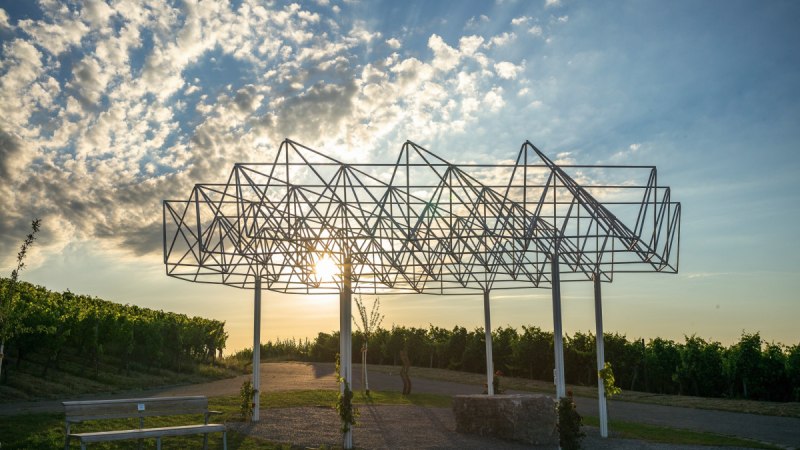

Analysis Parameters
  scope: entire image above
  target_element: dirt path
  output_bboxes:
[2,362,798,448]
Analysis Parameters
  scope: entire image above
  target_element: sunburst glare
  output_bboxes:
[314,255,339,282]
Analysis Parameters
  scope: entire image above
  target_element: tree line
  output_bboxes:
[244,325,800,402]
[0,278,228,383]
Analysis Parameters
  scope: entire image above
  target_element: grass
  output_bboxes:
[0,351,248,403]
[582,416,782,449]
[0,390,449,449]
[2,388,785,449]
[363,363,800,418]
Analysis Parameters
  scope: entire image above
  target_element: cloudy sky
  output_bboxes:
[2,0,798,352]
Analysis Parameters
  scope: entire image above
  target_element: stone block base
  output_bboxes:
[452,394,558,445]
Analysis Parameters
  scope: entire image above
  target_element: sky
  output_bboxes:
[1,0,799,353]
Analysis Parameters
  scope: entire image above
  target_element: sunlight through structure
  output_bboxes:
[163,139,681,443]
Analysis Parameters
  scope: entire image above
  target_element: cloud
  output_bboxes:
[0,8,11,29]
[0,127,23,179]
[386,37,401,49]
[487,32,516,48]
[495,61,524,80]
[545,0,561,8]
[0,1,530,265]
[511,16,531,26]
[528,25,543,36]
[428,34,461,72]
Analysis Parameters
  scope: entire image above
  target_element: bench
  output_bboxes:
[63,395,227,450]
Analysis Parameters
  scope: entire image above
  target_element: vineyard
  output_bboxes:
[0,278,230,398]
[242,325,800,403]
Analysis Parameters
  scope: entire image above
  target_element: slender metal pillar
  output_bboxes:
[551,251,566,398]
[594,274,609,437]
[252,276,262,422]
[340,256,353,449]
[483,290,494,395]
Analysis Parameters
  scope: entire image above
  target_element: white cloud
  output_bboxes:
[466,14,490,29]
[487,32,516,48]
[557,15,569,23]
[0,0,532,264]
[17,14,89,55]
[511,16,531,26]
[483,86,505,112]
[528,25,543,36]
[545,0,561,8]
[428,34,460,72]
[458,35,484,56]
[0,8,11,29]
[494,61,523,80]
[82,0,116,28]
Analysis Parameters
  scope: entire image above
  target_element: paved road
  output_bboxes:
[2,362,798,449]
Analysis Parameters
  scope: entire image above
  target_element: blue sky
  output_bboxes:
[1,0,798,352]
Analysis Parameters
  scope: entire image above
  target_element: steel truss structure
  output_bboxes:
[163,139,681,444]
[163,139,680,293]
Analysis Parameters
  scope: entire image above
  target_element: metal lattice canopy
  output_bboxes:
[163,139,681,295]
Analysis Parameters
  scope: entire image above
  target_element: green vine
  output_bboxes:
[599,361,622,398]
[239,379,256,421]
[335,353,359,433]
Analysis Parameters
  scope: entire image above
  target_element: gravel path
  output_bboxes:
[230,405,761,450]
[2,362,797,449]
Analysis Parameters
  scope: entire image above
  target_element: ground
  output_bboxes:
[2,362,798,449]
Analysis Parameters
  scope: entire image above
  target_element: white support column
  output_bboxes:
[483,290,494,395]
[594,274,609,438]
[252,276,262,422]
[340,257,353,449]
[551,250,566,399]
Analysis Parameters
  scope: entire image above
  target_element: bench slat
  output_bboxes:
[64,396,209,422]
[71,424,226,443]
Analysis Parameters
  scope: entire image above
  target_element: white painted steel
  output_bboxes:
[252,277,261,422]
[483,291,494,395]
[340,258,353,449]
[594,274,609,437]
[551,252,566,399]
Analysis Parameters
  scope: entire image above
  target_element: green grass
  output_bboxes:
[582,416,782,449]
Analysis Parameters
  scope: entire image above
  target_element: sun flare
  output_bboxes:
[314,255,339,281]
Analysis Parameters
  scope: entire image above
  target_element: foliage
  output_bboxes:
[334,353,359,433]
[240,379,256,421]
[1,279,228,385]
[252,325,800,403]
[557,395,585,450]
[0,218,42,380]
[353,294,383,393]
[599,361,622,398]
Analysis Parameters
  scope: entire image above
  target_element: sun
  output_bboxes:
[314,255,339,281]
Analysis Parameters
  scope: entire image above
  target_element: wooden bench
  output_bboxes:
[63,395,227,450]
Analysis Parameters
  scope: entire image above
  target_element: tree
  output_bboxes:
[726,332,763,399]
[352,295,383,394]
[0,219,41,382]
